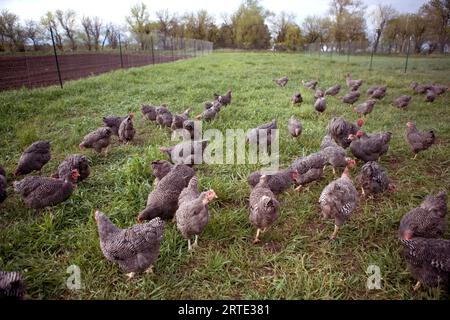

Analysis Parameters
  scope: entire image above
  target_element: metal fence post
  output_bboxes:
[404,36,411,73]
[171,37,174,61]
[118,33,124,68]
[194,40,197,57]
[50,26,63,88]
[184,38,187,59]
[151,35,155,65]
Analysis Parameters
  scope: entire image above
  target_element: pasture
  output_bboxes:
[0,52,449,299]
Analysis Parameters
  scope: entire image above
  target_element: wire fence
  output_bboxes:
[0,30,213,91]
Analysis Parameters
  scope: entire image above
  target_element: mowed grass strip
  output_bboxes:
[0,52,449,299]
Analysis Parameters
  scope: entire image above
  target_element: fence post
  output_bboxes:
[404,36,411,73]
[171,37,174,61]
[118,33,124,68]
[50,26,63,89]
[194,39,197,57]
[151,35,155,65]
[184,38,187,59]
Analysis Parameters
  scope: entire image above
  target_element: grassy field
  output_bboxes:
[0,52,449,300]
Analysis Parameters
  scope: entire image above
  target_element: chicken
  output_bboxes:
[294,168,323,190]
[246,119,277,146]
[288,116,302,138]
[274,76,289,87]
[176,176,217,251]
[13,169,79,210]
[346,73,362,91]
[326,117,362,149]
[349,130,392,162]
[291,92,303,105]
[196,103,220,121]
[341,91,360,105]
[182,120,196,139]
[319,160,358,239]
[355,161,395,196]
[399,191,447,240]
[171,108,191,130]
[118,114,136,143]
[410,82,433,94]
[370,86,387,99]
[0,271,25,299]
[79,127,112,154]
[400,237,450,292]
[314,97,326,113]
[366,86,378,96]
[249,175,280,244]
[160,139,209,165]
[247,168,299,194]
[354,99,376,117]
[405,121,436,159]
[52,154,90,182]
[425,89,436,102]
[290,152,327,191]
[321,147,353,176]
[103,115,126,136]
[302,80,318,90]
[14,141,51,176]
[0,166,7,203]
[214,89,232,105]
[156,106,173,127]
[141,104,157,121]
[431,84,447,96]
[392,95,412,109]
[137,164,195,222]
[95,210,164,279]
[325,84,341,96]
[151,160,173,182]
[314,88,325,99]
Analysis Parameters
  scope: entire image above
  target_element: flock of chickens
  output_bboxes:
[0,71,448,299]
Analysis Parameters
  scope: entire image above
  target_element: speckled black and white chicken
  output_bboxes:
[182,120,197,139]
[291,92,303,105]
[247,168,299,194]
[341,91,360,105]
[405,121,436,159]
[0,271,25,299]
[326,117,363,149]
[137,164,195,222]
[13,169,79,210]
[399,191,447,240]
[176,176,217,251]
[288,116,302,138]
[321,146,354,177]
[118,114,135,143]
[246,119,277,146]
[156,106,173,127]
[314,97,326,113]
[425,89,436,102]
[346,73,363,91]
[103,115,126,136]
[171,108,191,130]
[160,139,209,165]
[95,210,164,279]
[141,104,157,121]
[392,95,412,109]
[151,160,173,183]
[400,237,450,292]
[354,99,376,117]
[14,141,51,176]
[319,160,358,239]
[314,89,325,99]
[302,80,318,90]
[274,76,289,87]
[370,86,387,100]
[355,161,395,196]
[349,130,392,162]
[79,127,112,154]
[249,175,280,244]
[290,152,327,191]
[214,89,232,105]
[325,84,341,96]
[410,82,433,94]
[52,154,90,182]
[0,166,7,203]
[196,102,221,121]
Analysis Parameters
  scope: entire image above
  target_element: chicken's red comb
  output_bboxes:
[357,118,364,127]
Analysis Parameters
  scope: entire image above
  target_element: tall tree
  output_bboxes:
[41,11,63,50]
[24,20,42,51]
[81,16,93,50]
[420,0,450,52]
[55,9,77,51]
[0,9,25,51]
[126,2,150,49]
[371,4,398,53]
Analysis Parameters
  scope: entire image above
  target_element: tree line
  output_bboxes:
[0,0,448,54]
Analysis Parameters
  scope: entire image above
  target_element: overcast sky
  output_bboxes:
[1,0,428,26]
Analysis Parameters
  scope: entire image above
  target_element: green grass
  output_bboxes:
[0,52,449,300]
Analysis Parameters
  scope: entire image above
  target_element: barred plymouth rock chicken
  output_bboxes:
[176,176,217,251]
[405,121,436,159]
[246,119,277,146]
[321,147,353,176]
[214,89,232,105]
[294,168,324,191]
[341,91,360,105]
[0,271,25,299]
[320,134,339,150]
[354,99,376,117]
[160,139,209,165]
[196,102,220,121]
[291,152,327,191]
[314,97,326,113]
[151,160,173,183]
[103,115,126,136]
[141,104,157,121]
[171,108,191,130]
[0,166,7,203]
[52,154,90,182]
[182,120,196,139]
[288,116,302,138]
[392,95,412,109]
[314,89,325,99]
[325,84,341,96]
[156,106,173,127]
[95,210,164,279]
[366,86,378,96]
[399,191,447,240]
[14,169,79,210]
[247,168,299,194]
[400,237,450,292]
[319,160,358,239]
[431,84,447,95]
[14,141,51,176]
[410,82,433,94]
[349,130,391,162]
[326,117,363,149]
[291,92,303,105]
[249,175,280,244]
[274,76,289,87]
[118,114,135,143]
[425,89,436,103]
[355,161,395,196]
[346,73,362,91]
[370,86,387,100]
[137,164,195,222]
[79,127,112,154]
[302,80,318,90]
